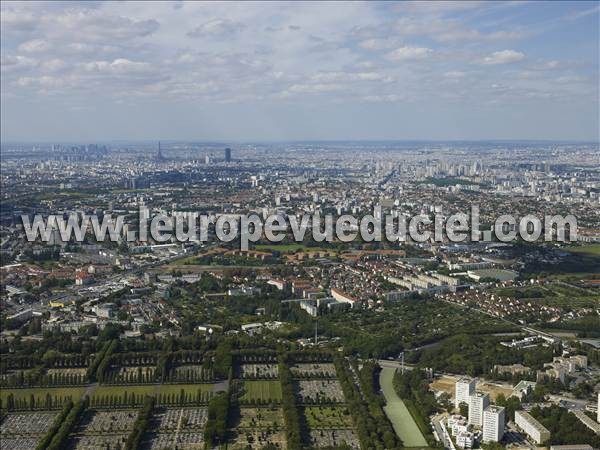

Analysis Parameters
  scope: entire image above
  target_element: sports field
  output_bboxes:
[379,367,428,447]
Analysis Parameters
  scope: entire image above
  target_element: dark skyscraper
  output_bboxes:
[224,147,231,162]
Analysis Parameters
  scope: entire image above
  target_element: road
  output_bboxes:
[377,359,416,371]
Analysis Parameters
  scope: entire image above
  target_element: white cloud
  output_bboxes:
[17,75,65,89]
[359,38,397,50]
[55,9,159,41]
[82,59,152,75]
[386,46,432,61]
[311,71,392,82]
[482,49,525,65]
[40,59,67,73]
[18,39,52,54]
[287,83,345,94]
[0,8,38,33]
[0,0,596,134]
[444,71,466,78]
[187,19,245,38]
[362,94,403,102]
[1,55,37,74]
[392,16,528,43]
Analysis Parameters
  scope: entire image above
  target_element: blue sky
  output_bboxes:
[1,1,598,142]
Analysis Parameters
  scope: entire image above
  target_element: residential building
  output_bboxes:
[514,410,550,444]
[550,446,593,450]
[572,410,600,435]
[330,288,359,308]
[512,380,536,401]
[455,377,476,409]
[447,414,469,436]
[468,392,490,427]
[456,431,476,449]
[483,405,505,442]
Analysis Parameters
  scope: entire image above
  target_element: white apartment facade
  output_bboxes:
[455,377,476,409]
[468,392,490,427]
[483,405,505,442]
[515,410,550,444]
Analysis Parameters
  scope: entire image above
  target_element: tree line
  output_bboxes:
[335,357,402,450]
[45,397,88,450]
[124,396,155,450]
[278,353,303,450]
[392,369,437,446]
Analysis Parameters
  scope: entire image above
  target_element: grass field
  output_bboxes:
[0,384,217,407]
[0,386,86,404]
[239,380,282,403]
[568,244,600,256]
[379,367,428,448]
[92,383,214,399]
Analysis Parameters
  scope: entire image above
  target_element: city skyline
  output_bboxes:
[1,1,599,142]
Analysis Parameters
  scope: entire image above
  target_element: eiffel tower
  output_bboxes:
[156,141,165,161]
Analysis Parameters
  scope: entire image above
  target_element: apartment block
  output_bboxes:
[483,405,505,442]
[515,410,550,444]
[455,377,476,409]
[468,391,490,427]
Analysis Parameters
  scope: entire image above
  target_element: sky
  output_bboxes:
[1,1,599,142]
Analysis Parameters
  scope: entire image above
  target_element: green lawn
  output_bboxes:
[568,244,600,256]
[379,367,428,448]
[92,383,214,399]
[0,386,86,404]
[0,384,217,407]
[240,380,282,403]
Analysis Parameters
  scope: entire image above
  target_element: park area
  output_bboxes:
[379,367,427,448]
